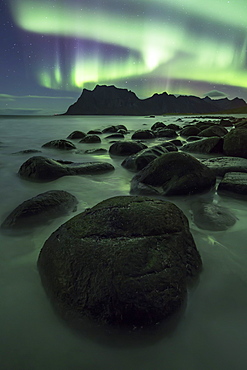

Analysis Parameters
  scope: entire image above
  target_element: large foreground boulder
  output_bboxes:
[18,156,114,182]
[38,196,202,327]
[1,190,77,230]
[131,152,216,196]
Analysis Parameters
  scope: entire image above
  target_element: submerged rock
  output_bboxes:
[38,196,202,327]
[131,152,216,196]
[191,201,236,231]
[1,190,78,230]
[42,139,76,150]
[18,156,114,182]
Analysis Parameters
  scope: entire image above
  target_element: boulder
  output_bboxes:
[191,201,236,231]
[200,156,247,177]
[105,133,125,140]
[151,122,166,131]
[1,190,78,231]
[38,196,202,327]
[154,128,177,138]
[131,152,216,196]
[67,131,86,139]
[121,145,169,172]
[79,135,101,143]
[199,125,227,137]
[109,141,147,156]
[181,137,224,154]
[131,130,155,140]
[42,139,76,150]
[180,126,200,137]
[102,125,128,133]
[18,156,114,182]
[223,128,247,158]
[217,172,247,196]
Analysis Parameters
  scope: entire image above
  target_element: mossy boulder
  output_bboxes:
[1,190,78,231]
[223,128,247,158]
[131,152,216,196]
[109,141,147,156]
[38,196,202,327]
[42,139,76,150]
[18,156,114,182]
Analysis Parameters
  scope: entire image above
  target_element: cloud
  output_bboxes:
[0,94,75,100]
[203,90,227,99]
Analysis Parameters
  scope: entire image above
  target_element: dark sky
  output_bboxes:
[1,0,247,115]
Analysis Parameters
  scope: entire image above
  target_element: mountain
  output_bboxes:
[63,85,247,115]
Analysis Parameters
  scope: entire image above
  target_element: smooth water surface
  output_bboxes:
[0,115,247,370]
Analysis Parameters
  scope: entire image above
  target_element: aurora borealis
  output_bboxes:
[1,0,247,114]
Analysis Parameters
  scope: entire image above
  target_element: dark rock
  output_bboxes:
[180,126,200,137]
[109,141,147,156]
[200,156,247,177]
[219,118,234,127]
[170,139,183,147]
[155,128,177,138]
[131,130,155,140]
[199,125,227,137]
[223,128,247,158]
[167,123,180,130]
[131,152,216,196]
[42,139,76,150]
[38,196,202,327]
[235,119,247,129]
[79,135,101,143]
[18,156,114,182]
[105,133,125,140]
[121,145,169,172]
[67,131,86,139]
[218,172,247,196]
[12,149,42,155]
[1,190,78,230]
[102,125,128,133]
[151,122,166,131]
[181,137,224,154]
[84,148,107,155]
[191,200,236,231]
[87,130,102,135]
[159,142,178,152]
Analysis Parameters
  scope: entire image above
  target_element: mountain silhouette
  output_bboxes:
[64,85,247,115]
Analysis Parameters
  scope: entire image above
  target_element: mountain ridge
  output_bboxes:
[63,85,247,115]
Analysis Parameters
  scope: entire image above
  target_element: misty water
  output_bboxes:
[0,115,247,370]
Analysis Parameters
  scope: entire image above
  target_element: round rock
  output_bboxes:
[38,196,202,327]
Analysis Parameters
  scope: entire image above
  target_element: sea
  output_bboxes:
[0,114,247,370]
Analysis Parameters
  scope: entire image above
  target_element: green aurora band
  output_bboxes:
[9,0,247,97]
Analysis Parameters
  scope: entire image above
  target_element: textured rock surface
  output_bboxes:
[109,141,147,156]
[1,190,78,230]
[131,152,216,196]
[38,196,202,327]
[218,172,247,196]
[223,128,247,158]
[18,156,114,182]
[181,137,223,154]
[200,157,247,177]
[42,139,76,150]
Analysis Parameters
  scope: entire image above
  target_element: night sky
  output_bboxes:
[1,0,247,115]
